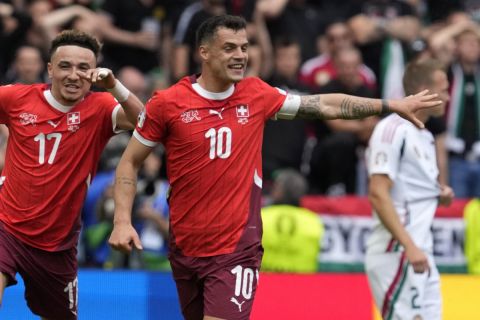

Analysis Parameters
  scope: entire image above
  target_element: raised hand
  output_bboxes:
[389,90,442,129]
[77,67,116,89]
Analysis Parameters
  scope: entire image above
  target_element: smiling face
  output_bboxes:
[47,45,96,106]
[200,27,248,87]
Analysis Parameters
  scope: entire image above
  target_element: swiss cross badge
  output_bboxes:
[236,105,249,125]
[67,112,80,132]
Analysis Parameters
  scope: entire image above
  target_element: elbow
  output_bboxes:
[368,185,384,208]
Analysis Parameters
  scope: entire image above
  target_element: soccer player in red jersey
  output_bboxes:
[109,15,441,320]
[0,30,143,319]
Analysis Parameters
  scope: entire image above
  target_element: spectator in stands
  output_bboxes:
[308,47,377,195]
[414,15,479,187]
[3,45,46,84]
[263,37,310,186]
[348,0,421,99]
[26,0,98,55]
[117,66,152,104]
[445,27,480,197]
[172,0,227,80]
[261,169,324,273]
[299,20,376,93]
[265,0,324,63]
[0,2,32,76]
[98,0,163,74]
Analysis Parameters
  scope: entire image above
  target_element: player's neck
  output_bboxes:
[197,74,233,93]
[415,110,429,126]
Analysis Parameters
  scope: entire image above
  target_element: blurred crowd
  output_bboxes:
[1,0,480,269]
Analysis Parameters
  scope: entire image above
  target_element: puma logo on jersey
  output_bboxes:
[230,297,245,312]
[209,107,225,119]
[47,120,61,128]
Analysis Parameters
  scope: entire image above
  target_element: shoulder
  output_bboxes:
[0,83,44,94]
[0,83,48,103]
[85,91,117,106]
[372,114,409,142]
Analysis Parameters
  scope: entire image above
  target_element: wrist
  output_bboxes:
[380,99,391,115]
[113,215,131,226]
[107,80,130,103]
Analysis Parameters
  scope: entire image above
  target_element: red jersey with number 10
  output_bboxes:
[134,76,287,257]
[0,84,119,251]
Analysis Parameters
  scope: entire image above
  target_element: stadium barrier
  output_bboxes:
[2,271,479,320]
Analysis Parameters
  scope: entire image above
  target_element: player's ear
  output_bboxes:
[47,62,53,79]
[198,45,209,61]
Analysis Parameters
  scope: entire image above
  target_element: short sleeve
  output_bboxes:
[252,78,287,121]
[367,120,407,181]
[133,91,167,147]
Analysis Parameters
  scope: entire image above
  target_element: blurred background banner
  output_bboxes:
[303,196,469,273]
[2,271,479,320]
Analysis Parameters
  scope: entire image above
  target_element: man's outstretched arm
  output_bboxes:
[295,90,440,129]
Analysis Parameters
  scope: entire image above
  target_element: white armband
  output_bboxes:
[276,94,301,120]
[107,80,130,103]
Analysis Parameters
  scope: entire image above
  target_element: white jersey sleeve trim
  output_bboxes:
[254,169,263,188]
[111,104,124,134]
[133,130,157,147]
[275,94,301,120]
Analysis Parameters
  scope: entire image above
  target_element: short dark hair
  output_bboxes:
[403,59,445,96]
[49,29,101,59]
[196,15,247,48]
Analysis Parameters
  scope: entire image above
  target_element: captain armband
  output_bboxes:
[276,94,301,120]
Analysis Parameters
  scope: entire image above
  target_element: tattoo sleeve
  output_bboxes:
[339,97,377,119]
[297,95,380,120]
[115,176,136,186]
[296,95,326,119]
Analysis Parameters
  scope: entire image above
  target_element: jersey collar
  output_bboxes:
[43,89,80,113]
[190,75,235,100]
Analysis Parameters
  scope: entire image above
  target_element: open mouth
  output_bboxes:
[64,83,80,93]
[229,63,244,71]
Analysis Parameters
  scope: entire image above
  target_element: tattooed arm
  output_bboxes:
[109,137,153,253]
[295,90,441,128]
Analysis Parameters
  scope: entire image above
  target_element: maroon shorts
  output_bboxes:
[169,245,263,320]
[0,224,78,320]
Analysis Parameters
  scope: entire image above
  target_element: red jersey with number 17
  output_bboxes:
[0,84,120,251]
[134,76,287,257]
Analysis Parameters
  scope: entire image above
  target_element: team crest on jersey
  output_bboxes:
[236,105,249,125]
[19,113,37,126]
[181,110,201,123]
[138,109,146,128]
[67,112,80,132]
